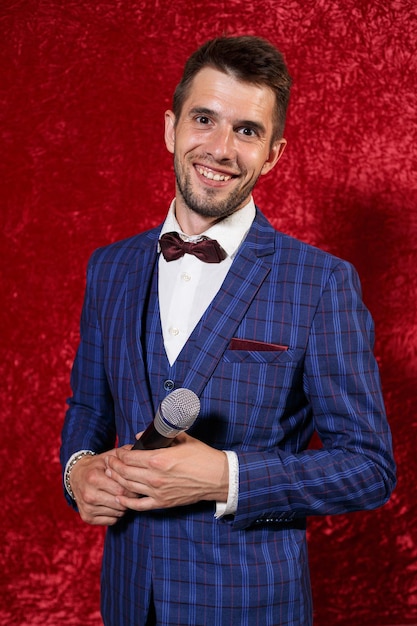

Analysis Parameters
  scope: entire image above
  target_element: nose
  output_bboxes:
[206,124,236,162]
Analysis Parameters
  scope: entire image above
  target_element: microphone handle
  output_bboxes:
[131,424,175,450]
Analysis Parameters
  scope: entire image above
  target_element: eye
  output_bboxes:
[195,115,211,125]
[237,127,257,137]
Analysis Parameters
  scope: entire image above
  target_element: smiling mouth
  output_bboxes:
[195,165,235,182]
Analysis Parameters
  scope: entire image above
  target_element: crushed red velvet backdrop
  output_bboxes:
[1,1,416,624]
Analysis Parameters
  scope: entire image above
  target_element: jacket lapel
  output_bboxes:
[125,229,160,422]
[183,210,276,396]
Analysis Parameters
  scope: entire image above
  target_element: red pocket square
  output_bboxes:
[230,338,289,352]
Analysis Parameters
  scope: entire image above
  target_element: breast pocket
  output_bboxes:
[222,348,293,364]
[222,338,293,364]
[202,343,306,448]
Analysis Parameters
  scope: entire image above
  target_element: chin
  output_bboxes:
[185,189,249,220]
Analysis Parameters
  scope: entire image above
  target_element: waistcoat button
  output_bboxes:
[163,379,175,391]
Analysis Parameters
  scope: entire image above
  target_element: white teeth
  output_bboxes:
[197,166,232,182]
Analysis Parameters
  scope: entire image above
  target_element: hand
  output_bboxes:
[105,433,229,512]
[69,450,136,526]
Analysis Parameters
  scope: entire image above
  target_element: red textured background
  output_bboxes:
[1,1,416,624]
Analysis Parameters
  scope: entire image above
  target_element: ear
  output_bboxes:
[261,138,287,176]
[164,110,176,154]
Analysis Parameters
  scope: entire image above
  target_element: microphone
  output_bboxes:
[132,388,200,450]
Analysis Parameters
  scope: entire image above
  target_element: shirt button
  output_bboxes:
[164,379,175,391]
[169,327,180,336]
[181,273,191,282]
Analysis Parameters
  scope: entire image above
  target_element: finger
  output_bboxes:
[106,452,151,482]
[113,447,151,467]
[83,466,130,500]
[79,489,130,515]
[105,466,149,498]
[92,516,122,527]
[97,455,147,497]
[79,508,127,526]
[115,493,157,512]
[104,454,151,495]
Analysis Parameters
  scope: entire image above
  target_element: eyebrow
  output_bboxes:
[188,106,267,136]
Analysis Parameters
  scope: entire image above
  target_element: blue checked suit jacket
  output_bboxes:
[61,208,396,626]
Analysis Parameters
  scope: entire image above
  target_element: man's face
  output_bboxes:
[165,67,286,230]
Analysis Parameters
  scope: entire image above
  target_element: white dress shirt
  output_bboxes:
[158,197,256,517]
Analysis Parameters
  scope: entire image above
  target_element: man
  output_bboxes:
[61,36,396,625]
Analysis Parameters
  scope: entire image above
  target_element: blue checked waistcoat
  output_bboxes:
[61,209,396,626]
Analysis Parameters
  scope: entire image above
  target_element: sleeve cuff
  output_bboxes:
[215,450,239,518]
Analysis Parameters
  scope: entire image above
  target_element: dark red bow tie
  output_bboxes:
[159,231,227,263]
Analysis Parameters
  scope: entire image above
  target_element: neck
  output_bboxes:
[174,201,222,236]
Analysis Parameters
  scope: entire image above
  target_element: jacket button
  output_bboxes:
[163,379,175,391]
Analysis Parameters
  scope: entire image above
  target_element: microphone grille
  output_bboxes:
[160,388,200,430]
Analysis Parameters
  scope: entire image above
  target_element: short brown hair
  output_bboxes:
[173,35,292,141]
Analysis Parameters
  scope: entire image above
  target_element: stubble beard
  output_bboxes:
[174,154,257,220]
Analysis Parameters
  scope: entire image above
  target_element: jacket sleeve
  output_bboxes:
[60,253,117,503]
[232,260,396,530]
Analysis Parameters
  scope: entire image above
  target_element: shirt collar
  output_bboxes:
[159,197,256,258]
